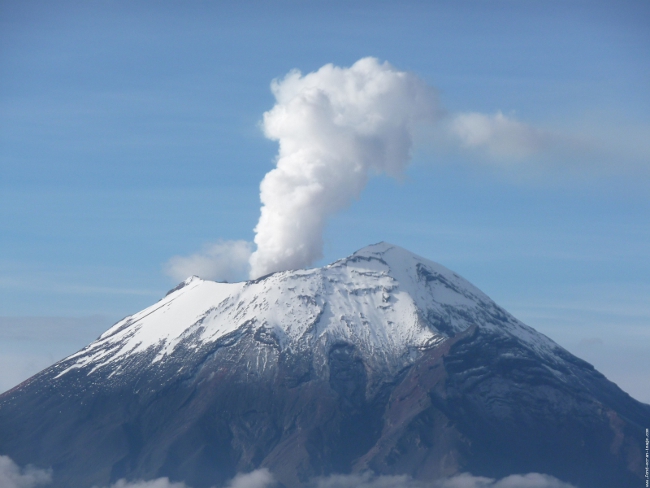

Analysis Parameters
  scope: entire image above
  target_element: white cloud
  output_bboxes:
[446,110,650,178]
[438,472,576,488]
[0,459,578,488]
[248,57,438,278]
[165,240,252,282]
[0,456,51,488]
[100,477,188,488]
[435,473,495,488]
[492,473,576,488]
[308,472,576,488]
[449,111,548,160]
[225,469,275,488]
[98,470,274,488]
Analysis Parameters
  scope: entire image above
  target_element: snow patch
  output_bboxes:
[56,243,561,379]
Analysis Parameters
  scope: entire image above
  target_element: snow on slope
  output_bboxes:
[57,242,560,379]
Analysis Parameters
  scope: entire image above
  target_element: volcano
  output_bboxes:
[0,243,647,487]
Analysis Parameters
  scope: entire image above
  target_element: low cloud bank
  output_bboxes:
[104,478,188,488]
[102,470,577,488]
[100,470,276,488]
[0,456,51,488]
[225,469,275,488]
[435,472,576,488]
[105,478,189,488]
[309,471,576,488]
[0,459,579,488]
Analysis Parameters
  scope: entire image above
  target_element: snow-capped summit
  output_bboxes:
[57,243,557,385]
[1,244,647,488]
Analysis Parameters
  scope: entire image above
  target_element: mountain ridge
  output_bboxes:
[0,243,647,488]
[52,242,561,388]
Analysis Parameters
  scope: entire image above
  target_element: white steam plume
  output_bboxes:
[165,240,252,282]
[167,57,642,283]
[248,57,437,278]
[449,111,548,160]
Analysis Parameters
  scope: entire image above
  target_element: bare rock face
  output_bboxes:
[0,243,647,488]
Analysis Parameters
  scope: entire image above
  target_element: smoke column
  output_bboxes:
[249,57,437,278]
[167,57,620,282]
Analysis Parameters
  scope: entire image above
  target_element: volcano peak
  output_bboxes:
[1,244,647,488]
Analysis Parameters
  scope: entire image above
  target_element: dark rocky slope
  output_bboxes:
[0,244,647,487]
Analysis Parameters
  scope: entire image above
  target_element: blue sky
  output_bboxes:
[1,1,649,400]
